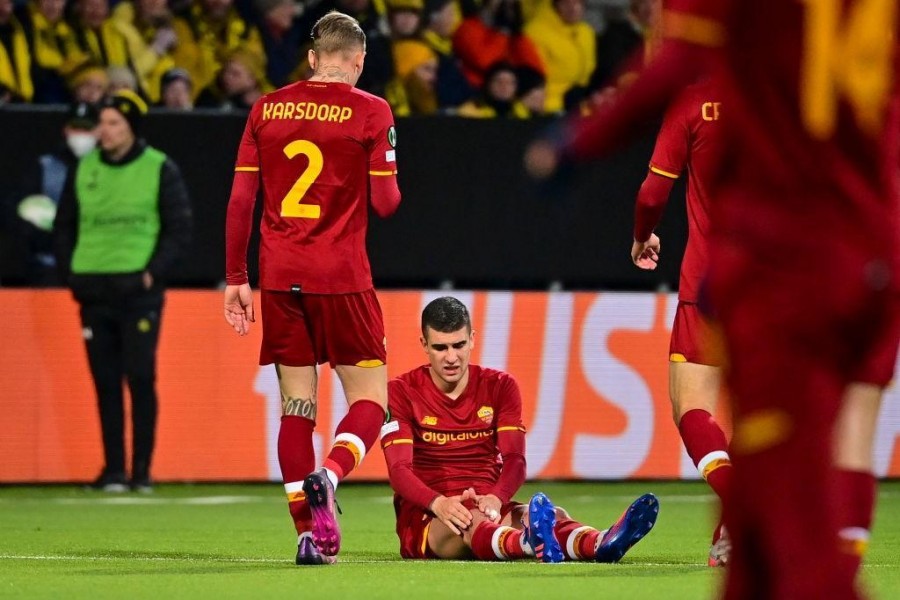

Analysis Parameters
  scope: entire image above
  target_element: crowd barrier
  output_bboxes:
[0,108,683,290]
[4,289,900,483]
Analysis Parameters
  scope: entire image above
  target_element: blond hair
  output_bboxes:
[311,11,366,55]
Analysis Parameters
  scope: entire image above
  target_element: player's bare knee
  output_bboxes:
[336,363,388,406]
[554,506,570,521]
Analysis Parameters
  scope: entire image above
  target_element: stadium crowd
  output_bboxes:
[0,0,657,115]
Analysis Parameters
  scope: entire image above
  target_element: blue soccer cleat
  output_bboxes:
[527,492,565,563]
[594,493,659,563]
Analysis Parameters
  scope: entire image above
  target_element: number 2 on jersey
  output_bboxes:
[280,140,323,218]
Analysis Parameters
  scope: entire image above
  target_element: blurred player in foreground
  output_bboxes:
[223,11,402,565]
[381,296,659,562]
[525,1,899,596]
[629,78,731,567]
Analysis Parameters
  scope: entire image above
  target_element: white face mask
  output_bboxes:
[66,132,97,157]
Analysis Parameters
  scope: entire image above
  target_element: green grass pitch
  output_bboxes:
[2,481,899,599]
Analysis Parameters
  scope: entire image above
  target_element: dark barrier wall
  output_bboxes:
[0,108,686,290]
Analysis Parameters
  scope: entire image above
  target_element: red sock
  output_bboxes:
[679,409,732,499]
[836,469,876,580]
[278,416,315,535]
[469,522,529,560]
[322,399,384,482]
[553,518,601,561]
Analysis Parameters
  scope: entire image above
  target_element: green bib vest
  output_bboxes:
[71,146,166,274]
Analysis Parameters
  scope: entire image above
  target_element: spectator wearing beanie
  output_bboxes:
[107,64,141,95]
[66,57,110,104]
[158,66,193,109]
[386,38,438,116]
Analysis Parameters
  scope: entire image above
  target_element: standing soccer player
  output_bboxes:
[382,296,659,563]
[629,79,731,566]
[223,11,402,565]
[525,1,900,597]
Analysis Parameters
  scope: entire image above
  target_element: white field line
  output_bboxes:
[0,554,705,567]
[0,494,715,507]
[0,554,894,568]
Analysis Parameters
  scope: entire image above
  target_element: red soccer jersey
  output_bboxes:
[383,365,526,498]
[668,0,900,245]
[644,81,725,303]
[226,81,399,293]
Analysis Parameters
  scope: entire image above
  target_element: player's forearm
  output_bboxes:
[490,430,526,503]
[564,41,710,162]
[369,175,401,218]
[388,462,440,510]
[490,452,525,504]
[224,173,258,285]
[634,173,676,242]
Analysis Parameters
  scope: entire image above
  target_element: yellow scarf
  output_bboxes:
[28,4,78,70]
[78,20,129,67]
[0,16,34,100]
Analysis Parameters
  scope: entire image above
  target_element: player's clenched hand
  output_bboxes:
[475,493,502,523]
[224,283,255,336]
[631,234,661,270]
[430,493,474,535]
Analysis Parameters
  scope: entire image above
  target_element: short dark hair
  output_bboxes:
[421,296,471,337]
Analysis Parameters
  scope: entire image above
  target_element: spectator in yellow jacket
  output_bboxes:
[523,0,594,114]
[171,0,265,98]
[19,0,83,102]
[0,0,33,102]
[73,0,175,102]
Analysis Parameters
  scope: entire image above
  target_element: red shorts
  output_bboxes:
[259,289,387,367]
[669,301,724,367]
[393,495,521,559]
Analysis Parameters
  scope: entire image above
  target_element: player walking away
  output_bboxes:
[381,296,659,562]
[630,79,731,566]
[223,11,402,565]
[525,1,899,597]
[630,76,897,575]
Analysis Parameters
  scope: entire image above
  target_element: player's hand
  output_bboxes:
[430,493,474,535]
[224,283,255,336]
[524,140,560,180]
[631,234,661,270]
[475,493,502,523]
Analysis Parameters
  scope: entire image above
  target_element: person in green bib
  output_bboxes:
[54,90,192,493]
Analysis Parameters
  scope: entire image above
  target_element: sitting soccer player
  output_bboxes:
[381,296,660,561]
